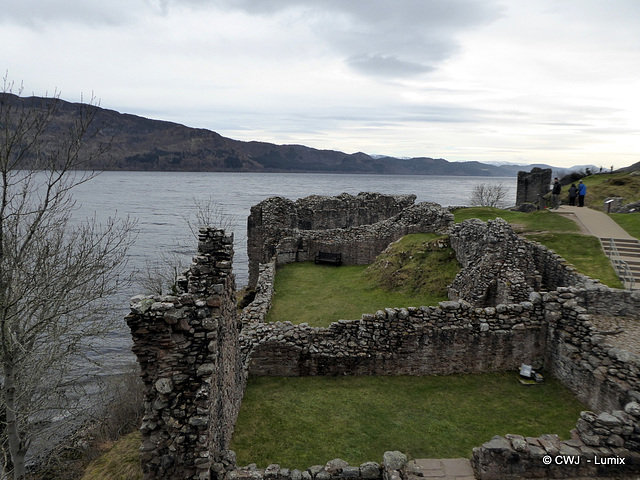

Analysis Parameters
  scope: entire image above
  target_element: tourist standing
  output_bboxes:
[578,180,586,207]
[551,178,561,209]
[568,183,577,206]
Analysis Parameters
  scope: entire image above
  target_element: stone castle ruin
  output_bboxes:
[246,193,452,288]
[127,193,640,480]
[516,167,552,207]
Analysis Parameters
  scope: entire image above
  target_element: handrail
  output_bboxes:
[607,239,636,290]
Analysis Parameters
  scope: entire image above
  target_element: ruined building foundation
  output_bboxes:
[127,195,640,480]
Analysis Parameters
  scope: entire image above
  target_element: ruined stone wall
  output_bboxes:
[240,261,275,324]
[470,286,640,479]
[516,167,552,206]
[246,193,451,287]
[241,299,547,377]
[126,228,245,480]
[545,287,640,412]
[448,218,595,306]
[273,202,453,269]
[472,406,640,480]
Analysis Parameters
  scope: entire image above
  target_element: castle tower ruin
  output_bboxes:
[516,167,552,206]
[126,228,245,479]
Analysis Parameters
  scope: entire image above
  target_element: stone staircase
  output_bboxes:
[600,237,640,290]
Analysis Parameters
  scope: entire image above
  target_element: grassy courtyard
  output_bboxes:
[266,234,459,327]
[230,373,586,469]
[267,211,625,329]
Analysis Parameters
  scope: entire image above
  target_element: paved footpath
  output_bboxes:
[556,206,640,289]
[555,205,640,290]
[556,205,635,239]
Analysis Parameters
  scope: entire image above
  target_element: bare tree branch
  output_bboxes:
[469,182,508,208]
[0,77,135,479]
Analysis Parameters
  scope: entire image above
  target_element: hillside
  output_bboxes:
[3,93,557,175]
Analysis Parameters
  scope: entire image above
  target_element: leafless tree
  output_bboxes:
[140,195,236,296]
[0,76,135,479]
[469,182,508,208]
[184,195,236,239]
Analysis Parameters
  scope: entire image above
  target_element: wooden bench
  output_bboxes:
[314,251,342,266]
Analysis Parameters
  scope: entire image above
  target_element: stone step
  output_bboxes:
[600,237,640,245]
[406,458,475,480]
[601,242,640,249]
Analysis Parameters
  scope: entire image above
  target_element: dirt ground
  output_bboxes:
[590,315,640,356]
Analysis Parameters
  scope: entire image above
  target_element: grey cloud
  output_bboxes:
[186,0,504,78]
[347,54,434,77]
[0,0,156,27]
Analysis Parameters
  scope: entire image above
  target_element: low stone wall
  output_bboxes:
[472,402,640,479]
[126,229,246,479]
[240,261,275,324]
[247,193,453,287]
[242,298,547,377]
[212,450,409,480]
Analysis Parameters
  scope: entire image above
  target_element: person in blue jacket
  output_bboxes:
[577,180,587,207]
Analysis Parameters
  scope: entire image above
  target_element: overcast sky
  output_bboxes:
[2,0,639,168]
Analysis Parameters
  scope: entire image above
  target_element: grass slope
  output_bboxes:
[452,207,580,233]
[80,432,142,480]
[611,212,640,239]
[576,173,640,209]
[231,374,586,469]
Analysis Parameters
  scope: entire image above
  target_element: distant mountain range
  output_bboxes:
[3,93,592,176]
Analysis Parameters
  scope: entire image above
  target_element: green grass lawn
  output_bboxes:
[267,235,458,327]
[610,212,640,239]
[452,207,580,233]
[267,263,448,327]
[230,374,586,469]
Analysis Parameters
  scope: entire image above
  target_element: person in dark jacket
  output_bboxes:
[568,183,578,206]
[578,180,587,207]
[551,178,561,209]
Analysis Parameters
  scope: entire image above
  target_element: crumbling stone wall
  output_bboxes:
[240,261,275,324]
[216,449,407,480]
[246,193,452,287]
[448,218,596,306]
[516,167,552,206]
[472,407,640,480]
[545,287,640,412]
[126,228,245,479]
[241,298,547,377]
